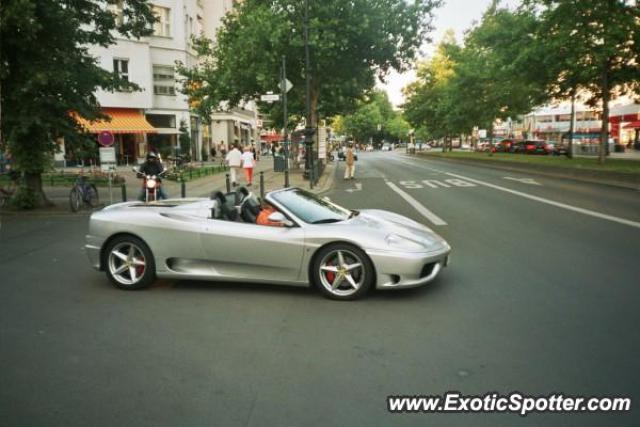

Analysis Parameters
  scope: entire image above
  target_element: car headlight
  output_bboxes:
[385,233,425,251]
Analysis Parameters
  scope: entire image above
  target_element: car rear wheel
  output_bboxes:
[105,236,156,290]
[312,243,374,300]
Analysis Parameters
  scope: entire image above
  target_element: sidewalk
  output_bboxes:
[2,157,336,215]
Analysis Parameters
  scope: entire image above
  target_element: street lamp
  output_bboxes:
[303,0,315,189]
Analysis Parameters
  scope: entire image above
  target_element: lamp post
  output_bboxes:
[303,0,315,189]
[281,55,290,187]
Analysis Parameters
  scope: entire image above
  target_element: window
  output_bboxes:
[153,6,171,37]
[153,65,176,96]
[537,115,553,123]
[146,114,176,129]
[556,114,571,122]
[113,58,129,82]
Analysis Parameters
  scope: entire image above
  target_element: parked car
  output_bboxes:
[553,143,570,156]
[381,143,392,151]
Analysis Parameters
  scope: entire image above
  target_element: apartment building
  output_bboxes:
[522,103,602,143]
[76,0,258,165]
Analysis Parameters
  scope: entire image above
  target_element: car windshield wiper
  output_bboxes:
[311,218,343,224]
[349,209,360,219]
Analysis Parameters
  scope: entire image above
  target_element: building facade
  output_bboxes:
[523,103,602,144]
[202,0,260,152]
[79,0,208,164]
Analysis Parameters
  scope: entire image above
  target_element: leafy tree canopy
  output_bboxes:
[179,0,441,129]
[1,0,155,206]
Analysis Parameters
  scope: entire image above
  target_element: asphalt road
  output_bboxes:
[1,151,639,426]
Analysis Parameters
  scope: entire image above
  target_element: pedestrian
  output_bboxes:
[225,144,242,187]
[251,145,258,161]
[211,146,216,159]
[344,144,356,180]
[271,143,277,157]
[241,146,256,186]
[219,141,227,158]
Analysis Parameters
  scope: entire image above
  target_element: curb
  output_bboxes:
[417,154,640,191]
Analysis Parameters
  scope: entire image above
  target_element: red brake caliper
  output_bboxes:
[135,254,145,277]
[326,260,335,283]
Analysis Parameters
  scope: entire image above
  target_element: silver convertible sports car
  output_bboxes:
[85,187,451,300]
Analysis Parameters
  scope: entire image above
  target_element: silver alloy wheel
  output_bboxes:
[107,242,147,286]
[318,249,365,298]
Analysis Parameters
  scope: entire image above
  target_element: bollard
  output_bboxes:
[259,171,265,200]
[225,173,231,193]
[181,180,186,198]
[284,170,289,188]
[121,184,127,202]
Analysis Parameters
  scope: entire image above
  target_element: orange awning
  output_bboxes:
[73,108,157,134]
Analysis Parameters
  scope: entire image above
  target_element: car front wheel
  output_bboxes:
[105,236,156,290]
[312,243,374,300]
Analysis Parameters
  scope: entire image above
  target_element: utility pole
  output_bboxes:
[281,55,289,187]
[303,0,315,189]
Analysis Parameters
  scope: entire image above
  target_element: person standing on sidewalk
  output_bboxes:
[344,144,356,180]
[241,146,256,186]
[225,144,242,187]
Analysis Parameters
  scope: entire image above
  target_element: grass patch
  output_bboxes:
[421,151,640,174]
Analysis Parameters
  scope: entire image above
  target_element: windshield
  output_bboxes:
[271,188,352,224]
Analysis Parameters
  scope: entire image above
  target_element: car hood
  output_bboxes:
[350,209,449,252]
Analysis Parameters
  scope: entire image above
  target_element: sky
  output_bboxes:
[380,0,520,108]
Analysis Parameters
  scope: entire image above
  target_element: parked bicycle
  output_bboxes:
[69,175,99,212]
[0,170,20,208]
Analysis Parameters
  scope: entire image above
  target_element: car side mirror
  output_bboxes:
[267,211,294,227]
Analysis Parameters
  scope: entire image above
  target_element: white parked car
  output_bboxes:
[381,143,392,151]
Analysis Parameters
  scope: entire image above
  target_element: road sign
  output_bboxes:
[99,147,116,164]
[98,131,114,147]
[260,94,280,102]
[279,79,293,93]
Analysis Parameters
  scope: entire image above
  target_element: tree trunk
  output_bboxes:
[442,135,447,153]
[24,172,54,208]
[599,64,610,165]
[568,90,575,159]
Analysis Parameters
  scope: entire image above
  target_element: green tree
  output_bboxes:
[403,34,463,150]
[344,101,383,144]
[179,0,441,132]
[525,0,640,163]
[342,89,396,144]
[386,114,411,142]
[0,0,155,207]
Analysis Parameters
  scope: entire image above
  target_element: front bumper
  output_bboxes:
[85,234,103,271]
[367,248,450,290]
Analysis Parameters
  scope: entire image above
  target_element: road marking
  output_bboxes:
[385,181,447,226]
[504,176,541,186]
[345,182,362,193]
[445,172,640,229]
[398,179,476,189]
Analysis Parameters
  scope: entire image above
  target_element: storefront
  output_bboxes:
[74,108,157,165]
[609,103,640,150]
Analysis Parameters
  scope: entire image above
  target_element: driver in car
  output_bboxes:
[256,203,284,227]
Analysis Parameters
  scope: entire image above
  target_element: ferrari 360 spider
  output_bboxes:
[85,187,450,300]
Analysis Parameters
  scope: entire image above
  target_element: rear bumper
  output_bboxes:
[367,248,451,290]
